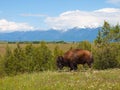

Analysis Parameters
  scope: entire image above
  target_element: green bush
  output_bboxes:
[93,44,119,70]
[33,41,54,71]
[0,55,5,77]
[2,42,55,76]
[77,41,91,51]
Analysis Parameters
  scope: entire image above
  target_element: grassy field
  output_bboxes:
[0,69,120,90]
[0,43,78,55]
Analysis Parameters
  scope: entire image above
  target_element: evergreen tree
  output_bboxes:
[113,24,120,42]
[24,44,35,72]
[34,41,53,71]
[95,21,120,44]
[12,43,26,74]
[0,54,5,77]
[102,21,111,37]
[94,30,103,45]
[3,45,15,75]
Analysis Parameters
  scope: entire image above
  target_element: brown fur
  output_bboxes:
[57,49,94,70]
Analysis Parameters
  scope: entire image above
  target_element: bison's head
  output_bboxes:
[56,56,64,70]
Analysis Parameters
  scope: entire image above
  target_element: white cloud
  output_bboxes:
[107,0,120,4]
[0,19,34,32]
[94,8,120,13]
[45,8,120,31]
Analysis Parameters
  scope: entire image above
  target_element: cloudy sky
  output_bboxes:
[0,0,120,32]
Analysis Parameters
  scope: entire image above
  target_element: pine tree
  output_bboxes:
[113,24,120,42]
[102,21,110,37]
[3,45,15,75]
[95,21,120,44]
[24,43,35,72]
[12,43,26,74]
[0,54,5,77]
[34,41,53,71]
[94,30,103,45]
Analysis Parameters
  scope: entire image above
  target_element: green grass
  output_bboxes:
[0,69,120,90]
[0,43,78,55]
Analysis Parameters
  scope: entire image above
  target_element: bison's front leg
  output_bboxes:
[87,63,92,68]
[70,63,78,71]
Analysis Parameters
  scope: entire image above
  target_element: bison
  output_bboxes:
[56,49,94,70]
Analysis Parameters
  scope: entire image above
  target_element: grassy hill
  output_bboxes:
[0,69,120,90]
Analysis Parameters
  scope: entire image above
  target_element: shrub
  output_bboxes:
[77,41,91,51]
[93,44,119,70]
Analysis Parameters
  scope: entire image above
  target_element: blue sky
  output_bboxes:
[0,0,120,32]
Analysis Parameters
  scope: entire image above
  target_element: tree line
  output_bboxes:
[0,21,120,77]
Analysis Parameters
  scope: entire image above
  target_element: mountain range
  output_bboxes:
[0,27,100,42]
